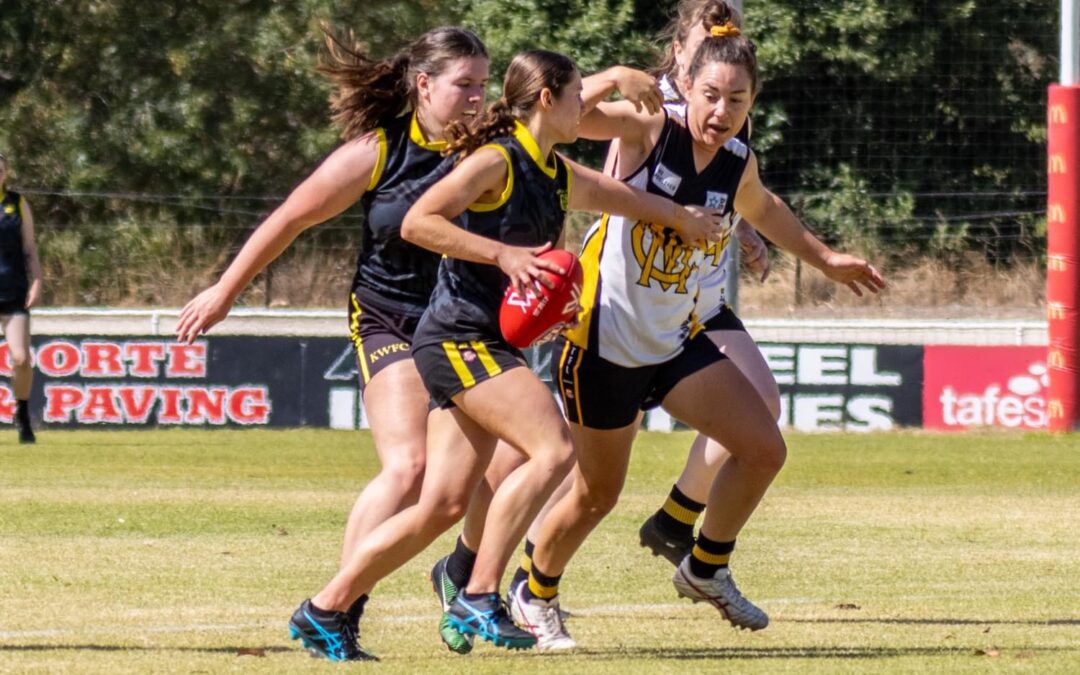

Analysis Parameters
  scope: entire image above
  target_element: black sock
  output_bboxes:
[689,535,735,578]
[460,590,497,605]
[446,535,477,589]
[655,485,705,539]
[308,599,343,619]
[16,399,29,422]
[346,594,368,624]
[510,538,534,588]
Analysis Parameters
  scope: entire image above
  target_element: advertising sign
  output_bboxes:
[923,345,1048,430]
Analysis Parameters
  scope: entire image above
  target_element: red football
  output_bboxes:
[499,249,584,349]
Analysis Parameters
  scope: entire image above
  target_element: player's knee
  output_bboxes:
[8,348,30,370]
[421,493,469,531]
[755,434,787,475]
[574,484,620,521]
[538,437,576,479]
[381,453,426,495]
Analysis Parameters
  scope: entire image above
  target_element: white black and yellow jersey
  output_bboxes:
[658,77,752,323]
[565,111,750,367]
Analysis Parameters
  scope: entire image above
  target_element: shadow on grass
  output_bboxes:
[0,644,292,655]
[570,645,1076,661]
[786,617,1080,626]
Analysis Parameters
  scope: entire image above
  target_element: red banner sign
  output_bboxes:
[923,346,1048,430]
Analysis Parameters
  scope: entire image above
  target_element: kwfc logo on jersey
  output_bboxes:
[705,191,728,211]
[3,205,13,215]
[651,163,682,196]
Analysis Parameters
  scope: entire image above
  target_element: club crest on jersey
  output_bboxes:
[3,205,13,215]
[705,191,728,211]
[630,221,696,293]
[651,163,682,196]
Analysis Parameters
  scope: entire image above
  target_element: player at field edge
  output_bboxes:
[511,11,885,648]
[0,152,44,444]
[293,48,727,657]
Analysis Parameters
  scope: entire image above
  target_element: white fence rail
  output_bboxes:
[30,308,1048,345]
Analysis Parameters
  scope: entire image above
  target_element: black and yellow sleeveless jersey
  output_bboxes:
[0,190,29,303]
[566,111,750,366]
[414,121,571,346]
[353,112,458,317]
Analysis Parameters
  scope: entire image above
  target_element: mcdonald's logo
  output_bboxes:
[1049,155,1067,174]
[1048,254,1068,272]
[1049,349,1066,369]
[1048,302,1067,320]
[1048,399,1065,419]
[1048,203,1067,224]
[1050,105,1068,125]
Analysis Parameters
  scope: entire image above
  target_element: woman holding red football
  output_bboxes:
[295,49,726,652]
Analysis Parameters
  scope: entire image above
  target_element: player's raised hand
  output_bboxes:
[821,252,886,297]
[175,284,235,344]
[614,67,663,115]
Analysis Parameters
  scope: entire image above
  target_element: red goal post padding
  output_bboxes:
[1047,84,1080,431]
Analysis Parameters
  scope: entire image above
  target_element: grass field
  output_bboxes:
[1,429,1077,673]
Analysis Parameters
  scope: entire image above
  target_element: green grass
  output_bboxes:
[1,429,1078,673]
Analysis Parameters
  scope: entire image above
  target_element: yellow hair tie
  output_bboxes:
[710,23,741,38]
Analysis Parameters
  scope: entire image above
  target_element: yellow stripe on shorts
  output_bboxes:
[470,341,503,378]
[442,342,475,388]
[349,293,371,384]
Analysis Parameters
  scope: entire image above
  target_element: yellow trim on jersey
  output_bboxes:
[470,340,503,377]
[468,144,514,212]
[18,194,28,221]
[563,156,573,204]
[349,293,372,384]
[366,128,388,192]
[443,341,476,388]
[564,214,608,348]
[512,120,557,178]
[409,112,449,152]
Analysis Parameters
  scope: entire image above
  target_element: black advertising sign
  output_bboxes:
[0,336,348,427]
[0,337,921,430]
[760,343,924,431]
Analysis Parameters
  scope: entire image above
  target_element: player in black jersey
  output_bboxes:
[176,26,490,662]
[298,49,726,653]
[0,153,43,444]
[518,22,885,644]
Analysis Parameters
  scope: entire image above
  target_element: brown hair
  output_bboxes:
[318,26,488,141]
[687,28,759,95]
[650,0,743,93]
[444,50,578,156]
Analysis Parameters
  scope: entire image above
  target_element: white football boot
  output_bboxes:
[508,580,577,651]
[673,557,769,631]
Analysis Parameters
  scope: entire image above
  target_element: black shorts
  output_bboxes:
[701,305,746,333]
[0,296,28,317]
[348,292,420,391]
[412,337,526,409]
[553,333,727,430]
